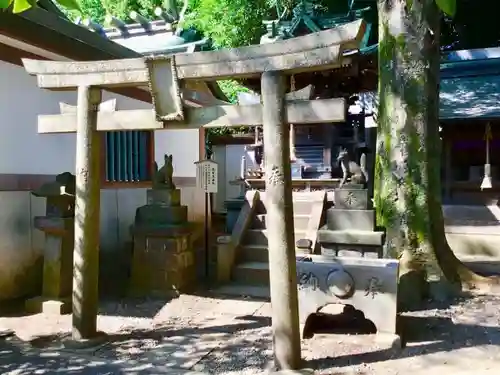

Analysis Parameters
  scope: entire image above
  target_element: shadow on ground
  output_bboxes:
[0,313,273,374]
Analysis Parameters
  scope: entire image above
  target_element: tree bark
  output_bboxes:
[375,0,499,301]
[375,0,434,309]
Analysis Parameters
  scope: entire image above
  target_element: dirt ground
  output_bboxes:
[0,292,499,374]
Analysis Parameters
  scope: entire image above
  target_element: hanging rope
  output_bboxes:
[485,122,492,165]
[481,122,493,190]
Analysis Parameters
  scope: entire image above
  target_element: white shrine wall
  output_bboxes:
[0,60,205,300]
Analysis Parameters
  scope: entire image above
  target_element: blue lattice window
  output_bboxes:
[103,131,153,183]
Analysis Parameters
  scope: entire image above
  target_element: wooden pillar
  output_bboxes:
[323,124,332,169]
[444,136,452,201]
[289,124,297,161]
[72,85,102,340]
[261,71,301,370]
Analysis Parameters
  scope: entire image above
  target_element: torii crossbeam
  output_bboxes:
[22,19,365,370]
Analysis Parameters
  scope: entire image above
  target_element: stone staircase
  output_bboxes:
[215,191,326,298]
[294,141,332,179]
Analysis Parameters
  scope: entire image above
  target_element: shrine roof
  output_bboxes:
[72,6,226,101]
[261,0,378,54]
[0,0,149,101]
[440,47,500,120]
[76,7,210,56]
[0,0,140,61]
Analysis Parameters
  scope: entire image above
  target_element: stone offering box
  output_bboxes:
[26,172,76,315]
[296,255,399,336]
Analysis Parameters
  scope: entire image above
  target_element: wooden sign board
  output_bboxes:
[195,159,218,193]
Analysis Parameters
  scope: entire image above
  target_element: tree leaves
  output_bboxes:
[0,0,81,12]
[0,0,11,9]
[435,0,456,17]
[54,0,81,12]
[12,0,33,13]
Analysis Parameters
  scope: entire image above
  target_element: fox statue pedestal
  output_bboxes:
[129,155,198,297]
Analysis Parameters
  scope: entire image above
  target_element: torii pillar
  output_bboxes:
[262,71,301,367]
[72,86,102,339]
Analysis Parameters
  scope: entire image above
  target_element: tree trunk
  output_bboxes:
[375,0,435,310]
[375,0,499,302]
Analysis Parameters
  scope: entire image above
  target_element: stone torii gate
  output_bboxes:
[22,19,365,370]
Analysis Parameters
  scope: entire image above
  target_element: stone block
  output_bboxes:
[318,228,385,246]
[296,238,313,253]
[338,249,363,257]
[334,188,369,210]
[320,244,382,259]
[135,205,188,226]
[130,233,196,297]
[296,255,399,334]
[25,297,71,315]
[326,208,375,231]
[147,189,181,206]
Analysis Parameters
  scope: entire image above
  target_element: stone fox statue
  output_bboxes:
[337,147,369,188]
[152,154,176,189]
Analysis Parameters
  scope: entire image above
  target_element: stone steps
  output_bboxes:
[243,229,308,247]
[233,261,270,286]
[214,191,327,299]
[237,244,269,263]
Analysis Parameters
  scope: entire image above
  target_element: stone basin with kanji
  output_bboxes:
[295,255,399,336]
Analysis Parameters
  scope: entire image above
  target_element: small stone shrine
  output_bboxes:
[26,172,76,315]
[130,154,197,297]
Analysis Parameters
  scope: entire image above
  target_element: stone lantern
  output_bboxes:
[25,172,76,315]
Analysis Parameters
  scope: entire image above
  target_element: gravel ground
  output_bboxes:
[0,293,499,374]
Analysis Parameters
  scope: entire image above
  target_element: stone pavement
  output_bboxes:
[0,336,209,374]
[1,293,500,375]
[0,295,273,375]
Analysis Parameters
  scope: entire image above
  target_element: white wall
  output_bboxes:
[155,129,201,177]
[0,61,153,175]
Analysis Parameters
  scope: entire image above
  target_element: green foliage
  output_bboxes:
[435,0,456,17]
[217,80,251,104]
[0,0,81,12]
[207,80,253,138]
[185,0,268,48]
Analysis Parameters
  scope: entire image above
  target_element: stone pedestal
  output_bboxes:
[318,186,384,258]
[26,173,76,315]
[130,188,197,297]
